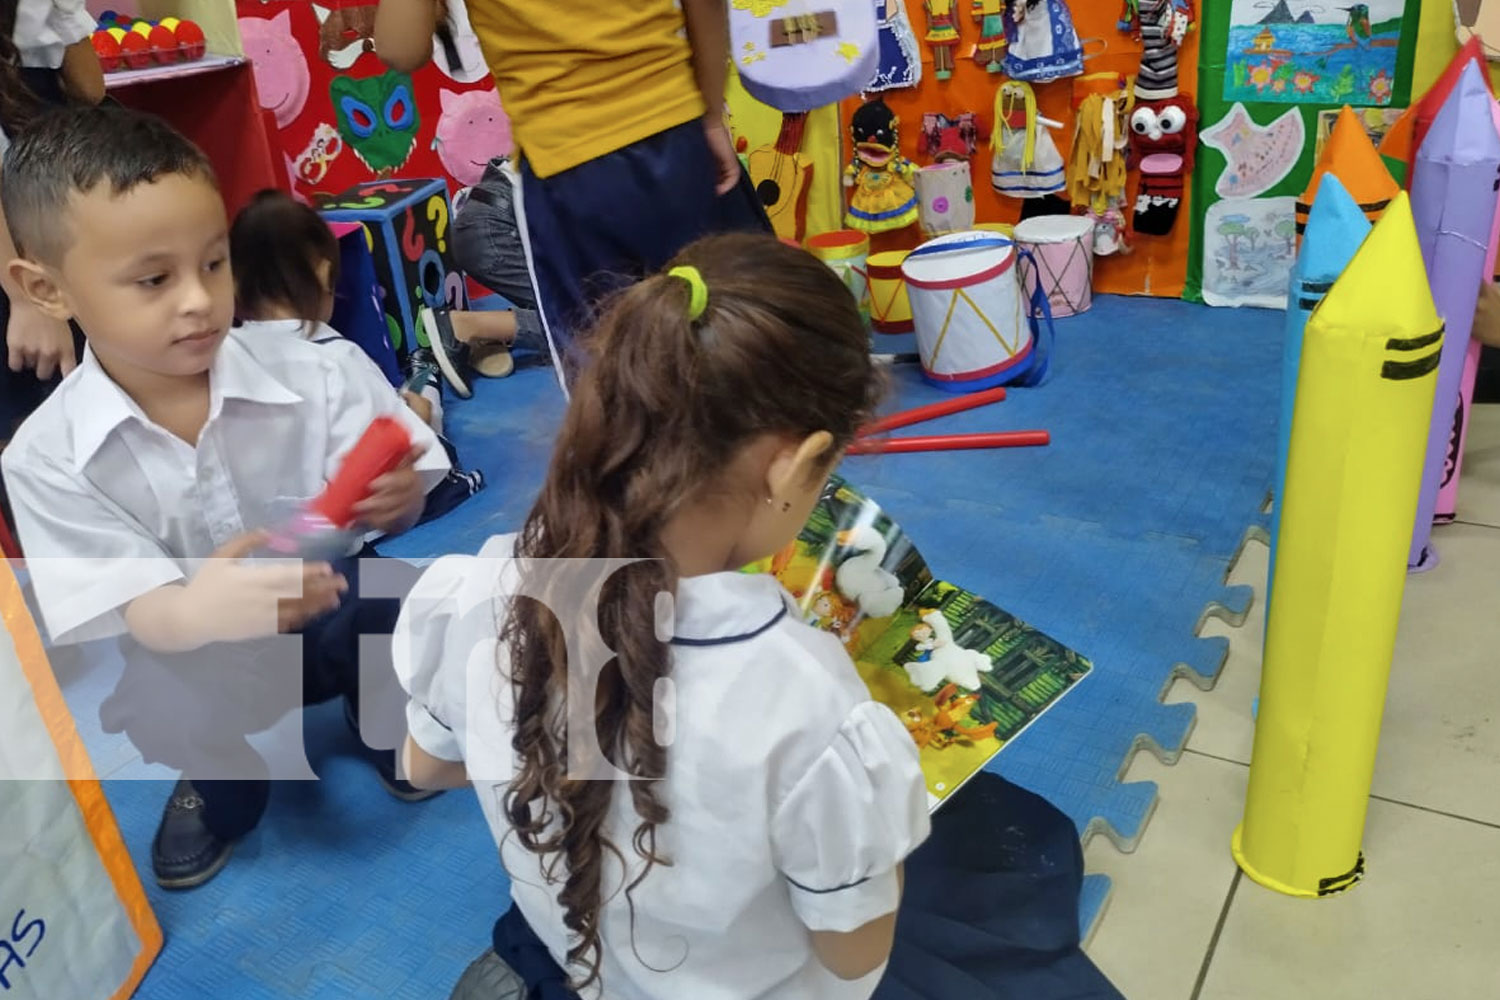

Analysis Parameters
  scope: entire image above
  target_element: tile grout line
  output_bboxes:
[1451,518,1500,530]
[1367,793,1500,832]
[1189,869,1241,1000]
[1184,747,1250,769]
[1184,751,1500,831]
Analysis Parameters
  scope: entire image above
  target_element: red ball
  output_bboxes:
[91,29,123,73]
[119,27,152,70]
[173,20,206,61]
[147,24,180,62]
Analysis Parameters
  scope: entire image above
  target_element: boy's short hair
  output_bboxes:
[1,104,217,264]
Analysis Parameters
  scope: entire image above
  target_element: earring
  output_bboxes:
[781,501,791,513]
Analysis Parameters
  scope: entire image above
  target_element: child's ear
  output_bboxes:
[8,259,73,321]
[766,431,836,501]
[315,257,334,294]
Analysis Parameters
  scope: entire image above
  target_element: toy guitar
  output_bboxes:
[730,0,878,113]
[747,112,814,242]
[261,416,413,559]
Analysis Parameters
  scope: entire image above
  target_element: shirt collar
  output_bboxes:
[66,332,303,468]
[672,571,791,647]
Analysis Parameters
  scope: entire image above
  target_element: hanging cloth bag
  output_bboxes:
[1003,0,1085,82]
[990,81,1066,199]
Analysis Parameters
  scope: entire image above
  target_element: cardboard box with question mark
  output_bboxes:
[317,178,467,361]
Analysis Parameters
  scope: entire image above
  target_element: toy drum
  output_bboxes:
[902,231,1032,393]
[915,161,975,236]
[1013,214,1095,317]
[867,250,914,333]
[806,229,870,310]
[975,222,1015,238]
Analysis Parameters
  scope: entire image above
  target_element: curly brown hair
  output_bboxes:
[502,233,884,989]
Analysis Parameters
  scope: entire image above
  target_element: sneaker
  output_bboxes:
[152,779,234,890]
[421,307,474,398]
[343,699,444,803]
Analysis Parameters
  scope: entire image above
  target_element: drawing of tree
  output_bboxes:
[1275,218,1297,254]
[1217,215,1250,270]
[1245,225,1261,252]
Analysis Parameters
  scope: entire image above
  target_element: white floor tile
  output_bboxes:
[1085,753,1247,1000]
[1199,800,1500,1000]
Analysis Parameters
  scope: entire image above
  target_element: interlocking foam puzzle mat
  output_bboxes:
[52,292,1278,997]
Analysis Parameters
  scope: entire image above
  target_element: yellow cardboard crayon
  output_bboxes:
[1233,191,1442,897]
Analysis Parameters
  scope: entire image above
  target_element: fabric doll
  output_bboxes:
[845,98,919,234]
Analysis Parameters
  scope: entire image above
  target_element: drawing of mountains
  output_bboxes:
[1297,11,1315,23]
[1258,0,1296,24]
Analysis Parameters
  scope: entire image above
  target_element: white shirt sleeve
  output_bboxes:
[323,348,451,494]
[392,553,476,762]
[1,449,183,644]
[770,701,932,933]
[14,0,96,69]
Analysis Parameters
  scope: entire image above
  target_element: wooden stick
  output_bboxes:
[859,386,1008,436]
[846,430,1050,455]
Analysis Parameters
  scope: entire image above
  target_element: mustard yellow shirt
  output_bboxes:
[466,0,708,179]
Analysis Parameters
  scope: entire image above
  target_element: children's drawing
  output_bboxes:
[1224,0,1405,106]
[1203,196,1298,309]
[1201,103,1306,199]
[1314,105,1405,161]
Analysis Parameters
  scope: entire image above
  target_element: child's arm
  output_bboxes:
[374,0,440,73]
[682,0,740,195]
[124,534,346,652]
[810,866,904,980]
[59,38,105,104]
[402,733,469,789]
[1474,279,1500,350]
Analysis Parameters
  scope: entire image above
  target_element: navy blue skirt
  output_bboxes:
[491,771,1122,999]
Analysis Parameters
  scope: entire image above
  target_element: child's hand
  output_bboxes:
[1474,280,1500,350]
[353,445,428,534]
[278,561,349,633]
[182,533,346,644]
[401,389,434,427]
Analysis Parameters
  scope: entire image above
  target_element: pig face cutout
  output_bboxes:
[239,11,310,130]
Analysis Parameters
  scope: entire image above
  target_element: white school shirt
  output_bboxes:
[1,328,451,645]
[237,317,389,378]
[14,0,95,69]
[394,535,932,1000]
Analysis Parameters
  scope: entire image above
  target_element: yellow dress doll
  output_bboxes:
[844,98,919,234]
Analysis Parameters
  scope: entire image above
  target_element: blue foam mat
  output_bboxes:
[74,294,1278,996]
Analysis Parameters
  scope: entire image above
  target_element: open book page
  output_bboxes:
[748,476,1091,808]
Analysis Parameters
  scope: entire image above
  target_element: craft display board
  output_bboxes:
[0,563,162,999]
[835,1,1200,298]
[1186,1,1422,306]
[233,0,507,203]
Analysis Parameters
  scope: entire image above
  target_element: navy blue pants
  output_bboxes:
[519,118,769,384]
[101,548,418,840]
[491,771,1122,999]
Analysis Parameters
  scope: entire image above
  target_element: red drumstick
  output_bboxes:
[859,386,1008,437]
[846,430,1050,455]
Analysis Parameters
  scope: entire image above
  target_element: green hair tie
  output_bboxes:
[669,265,709,321]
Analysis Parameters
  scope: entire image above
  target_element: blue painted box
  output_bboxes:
[318,178,467,359]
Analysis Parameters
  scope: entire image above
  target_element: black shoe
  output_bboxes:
[152,779,234,890]
[421,307,473,398]
[343,699,444,803]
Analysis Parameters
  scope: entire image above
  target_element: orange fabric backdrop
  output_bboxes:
[837,2,1199,298]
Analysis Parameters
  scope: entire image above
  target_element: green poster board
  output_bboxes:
[1185,1,1423,304]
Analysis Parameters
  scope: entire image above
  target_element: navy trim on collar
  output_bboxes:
[671,606,788,647]
[785,874,872,895]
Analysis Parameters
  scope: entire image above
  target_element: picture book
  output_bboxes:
[747,476,1091,809]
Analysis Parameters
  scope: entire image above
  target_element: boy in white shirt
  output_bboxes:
[0,104,451,889]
